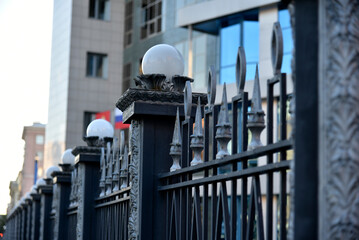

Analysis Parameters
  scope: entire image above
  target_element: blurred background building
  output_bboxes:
[44,0,125,170]
[7,122,45,212]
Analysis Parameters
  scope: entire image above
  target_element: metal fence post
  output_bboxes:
[25,198,32,240]
[30,193,41,240]
[72,146,101,240]
[116,87,206,240]
[38,183,53,240]
[52,168,72,240]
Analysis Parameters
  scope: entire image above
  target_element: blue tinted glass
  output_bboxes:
[279,9,290,28]
[282,28,293,54]
[281,54,292,73]
[246,63,257,81]
[220,66,236,84]
[220,24,240,67]
[279,9,292,73]
[243,21,259,63]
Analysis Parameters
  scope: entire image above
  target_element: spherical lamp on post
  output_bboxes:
[60,149,75,172]
[45,166,61,184]
[83,119,114,147]
[134,44,193,92]
[36,178,46,187]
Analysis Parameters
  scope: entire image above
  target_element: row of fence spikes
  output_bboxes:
[99,132,129,197]
[169,64,266,171]
[168,21,286,171]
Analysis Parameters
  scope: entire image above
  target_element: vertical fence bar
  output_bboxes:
[279,73,287,240]
[266,80,274,240]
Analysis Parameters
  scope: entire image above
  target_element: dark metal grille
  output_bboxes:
[95,187,131,240]
[159,27,292,239]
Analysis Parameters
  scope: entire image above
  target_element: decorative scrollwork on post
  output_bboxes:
[128,120,140,240]
[247,66,265,150]
[170,108,182,171]
[320,0,359,238]
[216,83,232,159]
[190,98,204,166]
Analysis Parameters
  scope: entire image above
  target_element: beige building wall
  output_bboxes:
[44,0,125,170]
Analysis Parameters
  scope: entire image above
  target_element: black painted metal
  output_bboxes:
[294,1,318,239]
[53,171,72,240]
[38,185,53,240]
[31,194,41,240]
[67,207,77,240]
[95,187,130,240]
[76,152,101,240]
[157,74,292,240]
[26,200,32,240]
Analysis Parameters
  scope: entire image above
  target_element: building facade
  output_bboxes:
[21,123,46,194]
[44,0,125,170]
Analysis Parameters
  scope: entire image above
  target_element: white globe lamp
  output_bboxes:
[62,149,75,165]
[46,166,61,179]
[142,44,184,80]
[86,119,114,139]
[36,178,46,187]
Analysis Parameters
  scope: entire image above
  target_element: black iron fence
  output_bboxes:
[3,3,338,237]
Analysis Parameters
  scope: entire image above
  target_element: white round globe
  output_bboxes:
[62,149,75,165]
[36,178,46,187]
[86,119,114,139]
[46,166,61,179]
[142,44,184,79]
[31,185,37,194]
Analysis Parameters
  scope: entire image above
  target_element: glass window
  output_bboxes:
[124,0,133,47]
[140,0,162,39]
[279,9,293,73]
[86,52,108,79]
[220,19,259,84]
[89,0,110,21]
[36,135,44,145]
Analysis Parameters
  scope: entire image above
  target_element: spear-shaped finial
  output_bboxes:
[99,148,106,197]
[105,141,113,195]
[247,65,265,150]
[190,97,204,166]
[251,65,262,112]
[170,108,182,171]
[215,83,232,159]
[112,137,120,192]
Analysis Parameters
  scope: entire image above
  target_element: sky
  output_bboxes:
[0,0,53,215]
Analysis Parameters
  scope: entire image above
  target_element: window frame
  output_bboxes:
[89,0,110,21]
[140,0,162,40]
[86,52,109,79]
